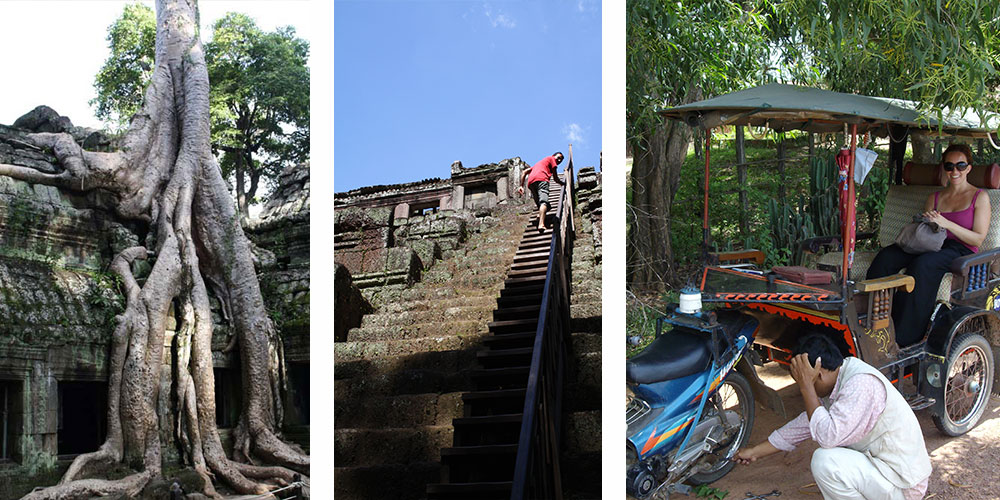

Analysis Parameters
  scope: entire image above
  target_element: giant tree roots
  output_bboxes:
[7,1,308,498]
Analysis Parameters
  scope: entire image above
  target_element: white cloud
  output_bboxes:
[483,3,516,29]
[575,0,599,14]
[563,123,585,145]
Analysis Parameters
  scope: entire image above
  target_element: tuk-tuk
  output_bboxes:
[626,83,999,498]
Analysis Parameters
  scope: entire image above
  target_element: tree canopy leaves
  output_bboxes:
[91,2,156,131]
[206,13,310,217]
[91,6,310,216]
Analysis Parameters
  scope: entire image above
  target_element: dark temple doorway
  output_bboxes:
[57,381,107,456]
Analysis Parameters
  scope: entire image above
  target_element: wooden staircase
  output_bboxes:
[426,181,565,499]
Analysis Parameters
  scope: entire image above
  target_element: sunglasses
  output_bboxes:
[943,162,970,172]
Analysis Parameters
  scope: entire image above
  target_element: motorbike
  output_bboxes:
[626,296,758,499]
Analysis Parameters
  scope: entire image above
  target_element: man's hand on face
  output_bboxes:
[790,353,821,388]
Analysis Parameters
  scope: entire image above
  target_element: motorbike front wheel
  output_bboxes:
[688,371,755,485]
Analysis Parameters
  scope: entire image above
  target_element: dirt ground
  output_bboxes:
[699,362,1000,499]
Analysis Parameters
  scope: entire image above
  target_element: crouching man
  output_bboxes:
[735,334,931,499]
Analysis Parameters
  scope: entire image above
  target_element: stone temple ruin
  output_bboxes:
[334,158,602,498]
[0,107,309,495]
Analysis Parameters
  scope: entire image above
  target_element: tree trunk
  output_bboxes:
[911,133,936,164]
[627,116,695,290]
[236,152,249,220]
[736,126,748,241]
[0,1,308,497]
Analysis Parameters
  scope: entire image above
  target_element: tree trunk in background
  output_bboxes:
[777,136,786,205]
[236,154,249,220]
[736,126,748,241]
[911,133,936,164]
[627,117,696,290]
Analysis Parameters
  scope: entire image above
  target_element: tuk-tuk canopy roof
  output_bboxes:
[659,83,1000,138]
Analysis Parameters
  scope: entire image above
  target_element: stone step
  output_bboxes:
[565,351,602,412]
[499,284,543,298]
[571,278,601,294]
[334,367,473,399]
[361,305,494,328]
[451,413,523,447]
[440,444,518,483]
[509,258,550,271]
[497,293,542,309]
[347,319,485,342]
[422,262,510,280]
[471,366,529,391]
[395,285,497,303]
[562,410,602,454]
[335,426,452,467]
[512,250,550,262]
[571,332,601,355]
[571,302,602,333]
[560,451,602,500]
[335,335,484,362]
[426,481,512,500]
[493,304,540,321]
[461,388,527,417]
[334,392,463,429]
[503,275,546,288]
[506,266,547,279]
[476,347,533,369]
[488,318,537,334]
[335,462,441,500]
[482,332,535,350]
[517,241,551,252]
[422,272,510,288]
[381,295,497,315]
[570,292,602,306]
[336,345,478,381]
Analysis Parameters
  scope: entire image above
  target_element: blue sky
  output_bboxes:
[334,0,602,192]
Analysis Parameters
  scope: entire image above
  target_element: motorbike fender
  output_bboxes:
[926,306,1000,400]
[735,356,785,420]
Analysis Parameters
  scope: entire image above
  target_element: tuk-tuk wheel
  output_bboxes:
[932,333,995,436]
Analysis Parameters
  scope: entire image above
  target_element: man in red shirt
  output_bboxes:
[517,152,565,232]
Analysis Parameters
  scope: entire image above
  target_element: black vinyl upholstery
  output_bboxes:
[626,329,712,385]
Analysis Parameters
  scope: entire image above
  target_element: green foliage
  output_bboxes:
[86,272,125,328]
[809,151,840,238]
[860,164,891,232]
[775,0,1000,124]
[667,132,814,274]
[206,14,310,215]
[91,3,156,131]
[768,195,816,267]
[692,484,729,499]
[626,0,774,149]
[626,292,670,357]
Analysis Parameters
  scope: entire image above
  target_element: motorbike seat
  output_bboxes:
[626,329,711,385]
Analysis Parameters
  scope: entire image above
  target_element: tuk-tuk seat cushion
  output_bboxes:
[818,185,1000,302]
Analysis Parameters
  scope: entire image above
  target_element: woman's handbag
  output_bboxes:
[895,215,946,254]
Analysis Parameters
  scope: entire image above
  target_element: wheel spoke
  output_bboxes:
[945,345,988,426]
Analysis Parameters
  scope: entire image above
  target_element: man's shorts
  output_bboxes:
[529,180,549,208]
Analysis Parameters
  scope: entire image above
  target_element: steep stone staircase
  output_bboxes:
[424,183,563,499]
[334,204,529,499]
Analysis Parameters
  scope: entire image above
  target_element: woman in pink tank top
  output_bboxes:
[866,143,992,346]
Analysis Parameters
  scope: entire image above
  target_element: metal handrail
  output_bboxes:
[510,146,576,500]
